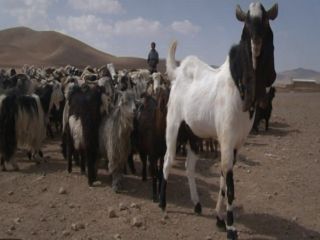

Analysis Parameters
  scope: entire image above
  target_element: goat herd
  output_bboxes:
[0,3,278,240]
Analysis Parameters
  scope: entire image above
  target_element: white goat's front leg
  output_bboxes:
[185,144,201,214]
[159,121,180,211]
[220,146,237,240]
[215,174,227,230]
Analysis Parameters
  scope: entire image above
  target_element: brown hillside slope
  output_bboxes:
[0,27,165,71]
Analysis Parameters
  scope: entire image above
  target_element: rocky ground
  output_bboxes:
[0,91,320,240]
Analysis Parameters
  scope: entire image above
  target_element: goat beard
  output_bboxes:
[251,40,262,70]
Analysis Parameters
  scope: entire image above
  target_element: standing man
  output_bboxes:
[147,42,159,74]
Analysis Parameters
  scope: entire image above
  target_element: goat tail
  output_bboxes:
[166,40,178,81]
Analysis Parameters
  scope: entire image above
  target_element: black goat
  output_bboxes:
[62,84,109,186]
[253,86,276,132]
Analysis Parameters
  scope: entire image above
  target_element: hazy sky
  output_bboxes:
[0,0,319,72]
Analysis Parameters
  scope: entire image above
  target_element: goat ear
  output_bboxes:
[267,3,278,20]
[236,4,246,22]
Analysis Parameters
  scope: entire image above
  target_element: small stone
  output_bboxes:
[160,218,166,225]
[292,216,298,222]
[40,217,46,222]
[131,215,144,227]
[8,191,14,196]
[69,203,75,209]
[274,191,278,196]
[6,230,13,235]
[267,194,273,200]
[62,230,71,237]
[108,208,117,218]
[130,203,140,209]
[92,181,102,186]
[31,231,37,235]
[71,223,85,231]
[59,187,67,194]
[14,217,22,224]
[247,169,251,174]
[41,187,48,192]
[9,225,16,231]
[264,153,273,157]
[113,233,121,239]
[119,203,128,211]
[162,213,169,220]
[205,236,213,240]
[49,203,56,208]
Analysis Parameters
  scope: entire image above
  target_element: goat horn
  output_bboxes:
[236,4,246,22]
[267,3,278,20]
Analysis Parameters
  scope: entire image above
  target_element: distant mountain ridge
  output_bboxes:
[0,26,165,71]
[0,27,318,80]
[277,68,320,84]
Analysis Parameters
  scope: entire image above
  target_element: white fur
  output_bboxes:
[49,80,64,111]
[129,69,151,99]
[68,115,83,150]
[215,175,226,219]
[164,41,254,171]
[107,63,117,80]
[164,41,255,232]
[249,2,262,18]
[185,144,200,205]
[15,94,46,153]
[152,72,163,93]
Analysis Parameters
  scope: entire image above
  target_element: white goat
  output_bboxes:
[160,3,278,240]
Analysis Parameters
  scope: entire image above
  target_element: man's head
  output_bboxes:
[151,42,156,49]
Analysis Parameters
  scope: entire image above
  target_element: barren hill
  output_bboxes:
[0,27,165,71]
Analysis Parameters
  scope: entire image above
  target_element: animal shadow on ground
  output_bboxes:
[237,154,261,167]
[173,156,220,178]
[18,156,66,175]
[240,213,320,240]
[98,158,221,212]
[252,120,300,137]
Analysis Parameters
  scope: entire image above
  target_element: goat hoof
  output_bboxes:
[227,229,238,240]
[194,203,202,215]
[216,217,226,232]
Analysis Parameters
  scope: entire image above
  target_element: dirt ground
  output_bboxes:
[0,91,320,240]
